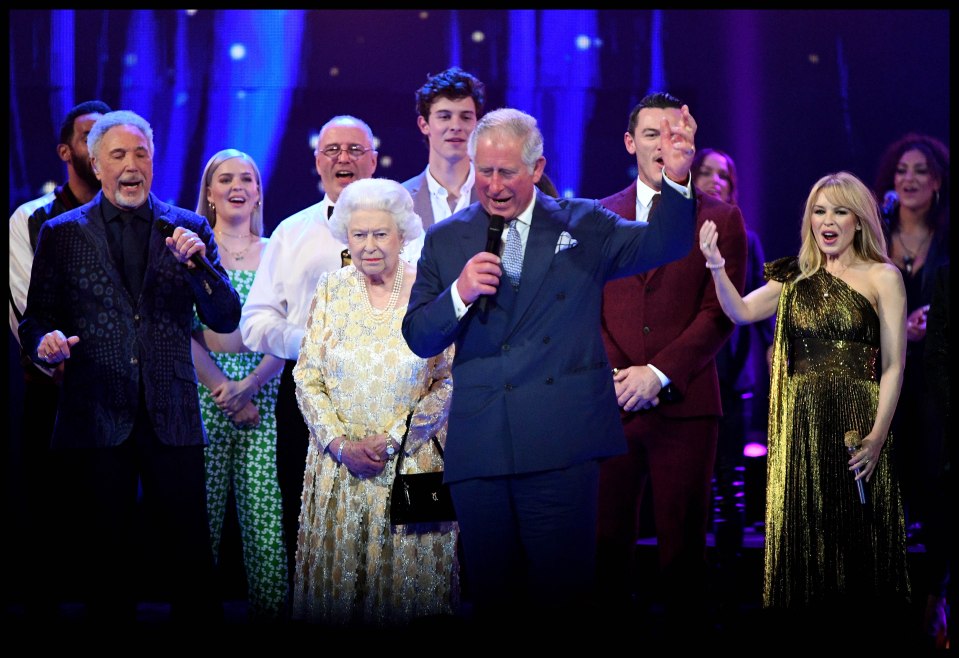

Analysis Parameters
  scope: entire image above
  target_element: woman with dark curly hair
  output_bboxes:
[873,133,950,647]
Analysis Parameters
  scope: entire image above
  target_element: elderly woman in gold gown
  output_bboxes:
[699,172,910,613]
[291,178,457,626]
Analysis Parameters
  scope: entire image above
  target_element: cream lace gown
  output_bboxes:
[291,266,458,626]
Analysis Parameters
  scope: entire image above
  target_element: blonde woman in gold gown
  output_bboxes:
[291,178,457,627]
[699,172,910,613]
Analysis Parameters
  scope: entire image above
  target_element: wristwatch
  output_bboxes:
[386,436,396,457]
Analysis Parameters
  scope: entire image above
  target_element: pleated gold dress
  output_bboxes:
[763,258,909,609]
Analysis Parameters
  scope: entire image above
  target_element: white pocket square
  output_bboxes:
[555,231,578,253]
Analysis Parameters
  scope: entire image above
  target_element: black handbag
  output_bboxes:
[389,414,456,526]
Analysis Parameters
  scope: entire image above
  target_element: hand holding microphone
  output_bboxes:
[156,218,219,277]
[477,214,505,322]
[844,430,868,505]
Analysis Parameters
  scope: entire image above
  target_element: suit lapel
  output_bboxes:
[413,174,435,228]
[144,195,171,297]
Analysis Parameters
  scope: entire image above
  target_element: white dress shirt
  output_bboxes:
[404,164,475,266]
[240,196,346,360]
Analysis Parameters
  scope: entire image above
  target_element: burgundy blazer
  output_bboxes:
[600,181,747,425]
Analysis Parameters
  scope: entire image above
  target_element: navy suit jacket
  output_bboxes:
[19,192,241,449]
[402,185,695,483]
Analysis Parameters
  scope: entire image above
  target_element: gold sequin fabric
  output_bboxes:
[763,258,909,609]
[291,266,458,626]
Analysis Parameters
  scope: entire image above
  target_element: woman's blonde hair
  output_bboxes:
[797,171,891,280]
[195,149,264,236]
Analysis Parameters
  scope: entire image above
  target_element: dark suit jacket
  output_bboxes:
[600,182,747,427]
[402,169,480,230]
[19,192,241,449]
[402,184,695,483]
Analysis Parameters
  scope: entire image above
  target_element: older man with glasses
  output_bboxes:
[241,114,378,597]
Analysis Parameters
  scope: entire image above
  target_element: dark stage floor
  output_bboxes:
[3,527,942,650]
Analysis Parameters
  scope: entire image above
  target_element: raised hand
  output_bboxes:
[661,104,698,184]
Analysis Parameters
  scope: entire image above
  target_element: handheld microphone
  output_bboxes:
[881,191,898,219]
[477,214,505,322]
[843,430,868,505]
[155,218,220,278]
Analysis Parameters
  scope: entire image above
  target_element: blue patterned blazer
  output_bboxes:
[19,192,241,449]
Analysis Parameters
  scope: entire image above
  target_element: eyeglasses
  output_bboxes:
[319,144,373,160]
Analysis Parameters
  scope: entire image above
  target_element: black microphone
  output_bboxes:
[881,190,898,219]
[155,218,220,278]
[844,430,868,505]
[477,214,505,322]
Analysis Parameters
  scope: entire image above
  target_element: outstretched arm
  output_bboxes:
[700,219,781,324]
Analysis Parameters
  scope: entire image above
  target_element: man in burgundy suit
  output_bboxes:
[596,92,747,627]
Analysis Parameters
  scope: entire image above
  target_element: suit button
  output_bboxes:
[545,377,554,385]
[502,343,510,352]
[130,356,138,365]
[643,326,650,335]
[556,292,566,300]
[542,336,550,344]
[504,383,513,391]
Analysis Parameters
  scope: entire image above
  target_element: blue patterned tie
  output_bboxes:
[501,219,523,286]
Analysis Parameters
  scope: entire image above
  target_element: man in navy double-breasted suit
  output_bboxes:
[402,107,698,626]
[19,110,240,622]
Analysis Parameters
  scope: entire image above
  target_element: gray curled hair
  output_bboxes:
[328,178,423,246]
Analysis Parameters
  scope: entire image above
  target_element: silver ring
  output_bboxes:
[863,458,871,464]
[701,242,709,249]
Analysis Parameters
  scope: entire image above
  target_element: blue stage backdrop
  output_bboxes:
[8,9,949,262]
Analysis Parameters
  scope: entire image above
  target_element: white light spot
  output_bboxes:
[563,188,575,199]
[372,136,381,149]
[329,66,340,77]
[808,53,819,64]
[471,31,485,43]
[575,35,591,51]
[379,155,393,168]
[41,180,57,195]
[185,9,198,16]
[230,43,247,60]
[419,11,429,19]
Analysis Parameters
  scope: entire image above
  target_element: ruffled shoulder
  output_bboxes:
[764,256,800,283]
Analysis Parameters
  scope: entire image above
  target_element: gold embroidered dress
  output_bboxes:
[763,258,909,608]
[292,266,457,626]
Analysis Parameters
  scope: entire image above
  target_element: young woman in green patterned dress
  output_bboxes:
[191,149,288,620]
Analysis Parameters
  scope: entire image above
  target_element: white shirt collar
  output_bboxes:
[425,163,475,200]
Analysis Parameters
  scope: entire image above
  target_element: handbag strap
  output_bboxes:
[393,411,444,477]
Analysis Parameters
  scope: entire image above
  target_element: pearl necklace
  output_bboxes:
[359,260,404,320]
